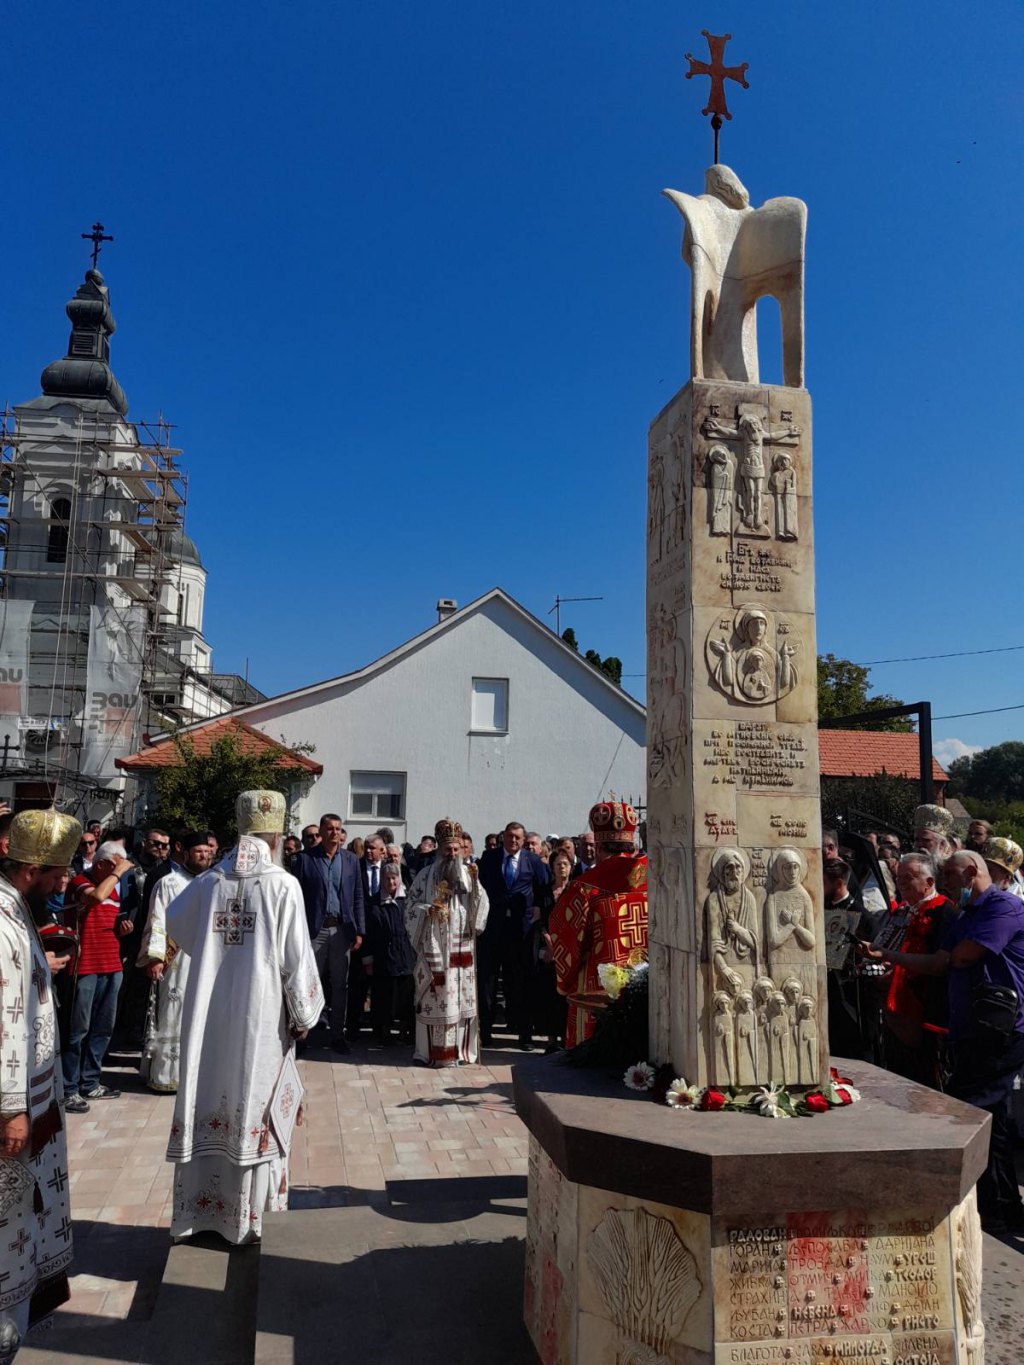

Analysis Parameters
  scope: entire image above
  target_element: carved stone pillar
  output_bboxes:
[646,377,825,1090]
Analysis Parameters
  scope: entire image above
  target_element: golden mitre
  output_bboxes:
[7,808,82,867]
[434,817,463,843]
[236,788,286,836]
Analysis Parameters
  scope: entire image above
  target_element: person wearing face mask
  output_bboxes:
[868,850,1024,1233]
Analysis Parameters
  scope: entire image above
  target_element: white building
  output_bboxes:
[0,259,258,816]
[135,590,646,842]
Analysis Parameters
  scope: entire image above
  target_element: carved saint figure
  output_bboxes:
[766,990,792,1085]
[701,408,800,534]
[707,605,798,705]
[649,604,686,742]
[753,975,775,1066]
[781,976,803,1041]
[706,444,733,536]
[704,848,759,995]
[669,433,687,548]
[649,446,666,563]
[796,996,818,1086]
[769,452,798,540]
[712,990,736,1085]
[765,847,815,983]
[734,989,757,1086]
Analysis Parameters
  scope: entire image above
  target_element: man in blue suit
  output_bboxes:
[477,820,550,1050]
[294,813,364,1055]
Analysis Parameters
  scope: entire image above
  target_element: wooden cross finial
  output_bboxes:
[81,221,113,270]
[684,30,749,163]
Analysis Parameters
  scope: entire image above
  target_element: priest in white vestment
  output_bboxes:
[0,809,81,1361]
[165,791,323,1245]
[405,818,489,1067]
[137,831,213,1093]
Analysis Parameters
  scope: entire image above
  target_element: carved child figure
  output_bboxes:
[767,990,793,1085]
[706,444,733,536]
[796,995,818,1086]
[734,989,757,1086]
[712,990,736,1085]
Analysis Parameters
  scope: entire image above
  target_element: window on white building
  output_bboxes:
[47,497,71,563]
[470,677,509,733]
[350,771,406,821]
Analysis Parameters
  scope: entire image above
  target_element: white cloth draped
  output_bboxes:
[405,861,488,1067]
[0,877,72,1331]
[138,866,190,1094]
[165,838,323,1243]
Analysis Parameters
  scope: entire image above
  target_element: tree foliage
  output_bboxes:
[561,628,623,686]
[149,733,299,844]
[946,742,1024,804]
[816,654,913,732]
[820,773,919,839]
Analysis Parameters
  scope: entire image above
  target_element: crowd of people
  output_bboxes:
[824,803,1024,1233]
[2,785,1024,1352]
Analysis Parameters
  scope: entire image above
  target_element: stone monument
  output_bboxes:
[515,32,990,1365]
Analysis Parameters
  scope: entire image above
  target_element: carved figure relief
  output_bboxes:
[663,164,806,388]
[648,446,667,564]
[649,736,685,789]
[712,990,736,1084]
[706,604,798,705]
[734,990,757,1085]
[649,603,687,741]
[765,848,815,981]
[587,1207,701,1364]
[753,976,774,1066]
[769,453,798,540]
[706,444,733,536]
[668,432,687,549]
[766,990,792,1084]
[701,406,800,536]
[955,1188,984,1365]
[704,848,759,995]
[796,996,817,1086]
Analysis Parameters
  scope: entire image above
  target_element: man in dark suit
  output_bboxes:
[477,820,550,1050]
[572,830,597,881]
[294,813,365,1055]
[349,835,388,1038]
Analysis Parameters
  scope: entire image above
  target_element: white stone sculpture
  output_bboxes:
[701,406,800,534]
[712,990,736,1084]
[704,848,759,995]
[766,990,792,1084]
[796,996,817,1086]
[765,848,816,981]
[706,444,733,535]
[769,453,798,540]
[955,1187,985,1365]
[707,605,798,705]
[649,446,666,562]
[734,989,757,1085]
[663,164,806,387]
[587,1207,701,1363]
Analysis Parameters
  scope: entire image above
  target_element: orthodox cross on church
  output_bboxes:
[684,30,749,164]
[81,221,113,270]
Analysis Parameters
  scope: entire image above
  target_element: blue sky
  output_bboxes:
[3,1,1021,766]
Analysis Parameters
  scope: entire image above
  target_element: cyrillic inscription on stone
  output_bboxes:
[702,724,810,791]
[721,1211,952,1349]
[715,1337,955,1364]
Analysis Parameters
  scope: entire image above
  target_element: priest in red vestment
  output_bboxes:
[548,801,648,1048]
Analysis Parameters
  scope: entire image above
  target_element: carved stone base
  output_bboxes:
[516,1057,989,1365]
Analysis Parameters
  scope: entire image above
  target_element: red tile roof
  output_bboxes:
[817,730,947,784]
[115,716,322,775]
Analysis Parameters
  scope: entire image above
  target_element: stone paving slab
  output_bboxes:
[12,1031,1024,1363]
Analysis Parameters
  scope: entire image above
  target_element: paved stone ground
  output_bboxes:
[17,1031,530,1362]
[14,1031,1024,1363]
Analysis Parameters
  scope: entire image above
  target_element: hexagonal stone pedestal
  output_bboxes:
[514,1057,990,1365]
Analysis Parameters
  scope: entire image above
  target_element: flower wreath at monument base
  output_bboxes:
[566,961,861,1119]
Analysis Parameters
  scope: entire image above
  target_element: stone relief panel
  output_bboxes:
[695,719,817,797]
[706,604,799,706]
[699,403,801,541]
[648,441,668,565]
[586,1207,702,1364]
[764,847,816,983]
[954,1187,984,1365]
[706,443,734,536]
[704,847,760,997]
[648,602,688,743]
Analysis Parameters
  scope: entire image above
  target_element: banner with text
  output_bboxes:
[0,601,34,761]
[80,605,145,780]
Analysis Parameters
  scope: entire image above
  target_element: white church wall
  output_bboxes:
[244,596,646,842]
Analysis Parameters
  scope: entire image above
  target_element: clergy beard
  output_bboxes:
[438,855,463,888]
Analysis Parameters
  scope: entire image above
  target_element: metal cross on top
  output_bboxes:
[81,221,113,270]
[684,30,749,163]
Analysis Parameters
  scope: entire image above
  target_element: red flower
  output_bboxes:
[833,1086,854,1106]
[700,1088,727,1111]
[805,1092,829,1113]
[829,1066,853,1085]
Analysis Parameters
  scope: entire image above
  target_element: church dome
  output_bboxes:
[167,527,204,570]
[40,269,129,416]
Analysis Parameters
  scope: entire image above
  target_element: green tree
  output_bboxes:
[947,741,1024,804]
[816,654,913,731]
[820,773,919,837]
[149,732,305,844]
[561,627,622,686]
